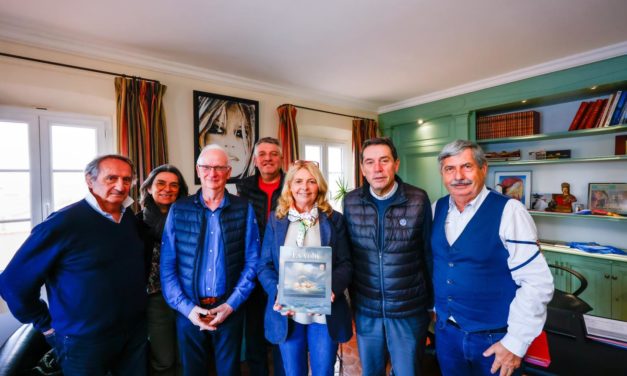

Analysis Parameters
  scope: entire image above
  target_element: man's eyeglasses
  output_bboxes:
[292,160,320,168]
[197,164,231,173]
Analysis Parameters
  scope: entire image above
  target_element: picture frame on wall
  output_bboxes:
[494,171,532,209]
[193,90,259,184]
[588,183,627,215]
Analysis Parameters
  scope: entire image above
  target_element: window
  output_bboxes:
[0,107,110,269]
[300,138,352,211]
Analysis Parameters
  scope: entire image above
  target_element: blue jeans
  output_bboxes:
[355,312,430,376]
[278,322,337,376]
[53,320,147,376]
[176,309,244,376]
[435,319,522,376]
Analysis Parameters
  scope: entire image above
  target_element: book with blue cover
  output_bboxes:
[278,246,332,315]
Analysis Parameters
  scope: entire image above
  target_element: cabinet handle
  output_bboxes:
[611,275,618,280]
[605,274,611,279]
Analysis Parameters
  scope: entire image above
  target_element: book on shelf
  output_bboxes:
[278,245,332,315]
[578,99,607,129]
[609,91,627,126]
[597,93,615,128]
[602,90,622,127]
[568,101,590,131]
[476,111,539,140]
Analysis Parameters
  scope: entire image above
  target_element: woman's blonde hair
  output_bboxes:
[275,161,333,218]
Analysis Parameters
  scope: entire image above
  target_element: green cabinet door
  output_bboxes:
[542,251,568,293]
[563,255,612,318]
[611,262,627,321]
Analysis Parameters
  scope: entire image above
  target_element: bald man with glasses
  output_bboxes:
[161,144,260,376]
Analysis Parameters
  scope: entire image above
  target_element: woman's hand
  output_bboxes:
[273,298,295,317]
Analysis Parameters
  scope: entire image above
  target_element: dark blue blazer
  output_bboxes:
[257,209,353,344]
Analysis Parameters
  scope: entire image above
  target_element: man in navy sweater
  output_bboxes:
[0,155,148,376]
[432,140,553,376]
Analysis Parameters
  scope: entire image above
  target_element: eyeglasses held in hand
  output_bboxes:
[292,160,320,167]
[197,164,231,173]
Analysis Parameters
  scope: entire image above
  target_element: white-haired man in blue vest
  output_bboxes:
[431,140,554,376]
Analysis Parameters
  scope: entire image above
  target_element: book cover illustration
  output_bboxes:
[278,246,332,315]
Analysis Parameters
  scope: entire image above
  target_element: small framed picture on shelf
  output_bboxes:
[531,193,553,211]
[588,183,627,216]
[494,171,532,209]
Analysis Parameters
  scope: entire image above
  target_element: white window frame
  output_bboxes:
[0,106,111,225]
[299,137,353,208]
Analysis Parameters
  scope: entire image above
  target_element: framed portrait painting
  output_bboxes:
[588,183,627,215]
[193,90,259,184]
[494,171,532,208]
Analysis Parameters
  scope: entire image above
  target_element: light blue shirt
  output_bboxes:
[199,197,226,298]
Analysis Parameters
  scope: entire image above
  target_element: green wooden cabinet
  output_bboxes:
[612,262,627,320]
[543,249,627,321]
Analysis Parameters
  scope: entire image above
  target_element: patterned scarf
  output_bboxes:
[287,204,319,247]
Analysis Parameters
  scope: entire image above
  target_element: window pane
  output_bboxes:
[53,172,88,211]
[51,125,97,170]
[328,146,343,173]
[0,121,29,169]
[0,172,31,221]
[0,221,30,269]
[304,145,322,167]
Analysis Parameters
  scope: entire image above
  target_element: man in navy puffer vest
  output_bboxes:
[161,145,259,376]
[344,137,433,376]
[432,140,553,376]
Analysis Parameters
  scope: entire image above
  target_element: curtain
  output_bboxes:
[352,118,379,187]
[277,104,299,170]
[115,77,168,208]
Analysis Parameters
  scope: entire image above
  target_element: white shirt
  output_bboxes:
[85,191,134,223]
[432,186,554,357]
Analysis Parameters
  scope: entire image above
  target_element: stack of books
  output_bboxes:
[476,111,540,140]
[568,90,627,131]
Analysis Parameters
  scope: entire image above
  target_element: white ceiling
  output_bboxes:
[1,0,626,113]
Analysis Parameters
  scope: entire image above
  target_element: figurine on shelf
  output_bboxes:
[548,182,577,213]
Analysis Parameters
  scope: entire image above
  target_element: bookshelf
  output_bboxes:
[475,85,627,250]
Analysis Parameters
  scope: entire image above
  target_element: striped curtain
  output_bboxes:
[352,118,379,187]
[115,77,168,208]
[277,104,299,170]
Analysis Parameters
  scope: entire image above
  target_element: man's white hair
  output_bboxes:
[197,144,229,165]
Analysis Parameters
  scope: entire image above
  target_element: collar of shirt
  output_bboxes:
[370,181,399,201]
[84,191,133,223]
[447,185,489,215]
[200,194,227,211]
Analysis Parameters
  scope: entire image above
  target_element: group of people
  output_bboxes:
[0,136,554,376]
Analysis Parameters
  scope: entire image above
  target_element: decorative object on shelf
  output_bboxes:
[588,183,627,216]
[546,182,577,213]
[476,110,540,140]
[484,149,521,162]
[193,90,259,184]
[568,242,626,256]
[531,193,553,211]
[494,171,531,208]
[616,135,627,155]
[545,150,571,159]
[528,150,546,160]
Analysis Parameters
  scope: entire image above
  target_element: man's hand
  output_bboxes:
[207,303,234,328]
[483,341,522,376]
[187,305,214,331]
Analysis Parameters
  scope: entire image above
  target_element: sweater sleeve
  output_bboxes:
[0,220,65,332]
